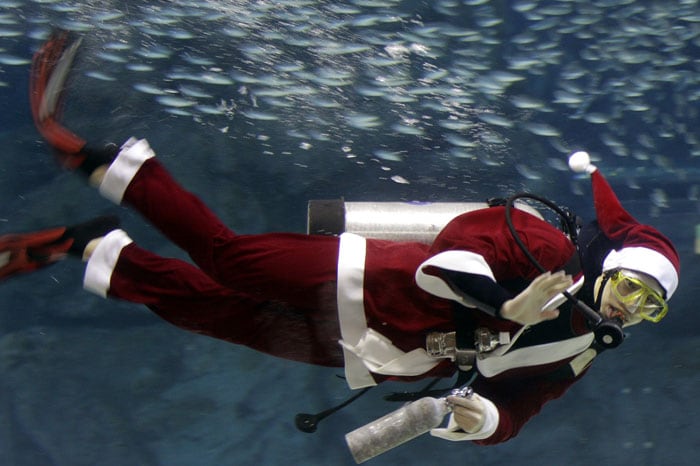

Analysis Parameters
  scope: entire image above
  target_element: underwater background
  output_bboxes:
[0,0,698,464]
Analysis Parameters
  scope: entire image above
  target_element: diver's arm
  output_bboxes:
[431,393,499,441]
[474,369,587,445]
[422,267,571,325]
[433,368,585,444]
[422,266,512,317]
[420,207,577,321]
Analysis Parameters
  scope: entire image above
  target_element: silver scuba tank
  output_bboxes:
[307,199,543,243]
[345,395,450,464]
[344,386,475,464]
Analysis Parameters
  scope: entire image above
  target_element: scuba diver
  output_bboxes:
[1,31,680,446]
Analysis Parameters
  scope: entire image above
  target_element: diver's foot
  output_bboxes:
[62,215,121,259]
[0,215,121,282]
[82,237,104,261]
[79,142,119,181]
[49,141,118,180]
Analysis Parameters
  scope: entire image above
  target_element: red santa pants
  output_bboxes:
[102,158,344,367]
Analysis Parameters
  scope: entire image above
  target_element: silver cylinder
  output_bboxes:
[345,396,450,464]
[308,200,543,243]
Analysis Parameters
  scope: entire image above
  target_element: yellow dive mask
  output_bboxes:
[609,270,668,323]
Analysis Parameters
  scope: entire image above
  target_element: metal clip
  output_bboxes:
[450,386,474,399]
[426,331,457,359]
[426,331,475,371]
[474,327,510,355]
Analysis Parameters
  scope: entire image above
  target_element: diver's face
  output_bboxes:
[595,270,667,327]
[597,279,644,327]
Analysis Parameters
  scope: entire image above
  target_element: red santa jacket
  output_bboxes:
[337,206,595,444]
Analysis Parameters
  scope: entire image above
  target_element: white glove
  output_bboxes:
[447,393,487,433]
[500,271,572,325]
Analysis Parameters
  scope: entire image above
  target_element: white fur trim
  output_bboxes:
[337,233,376,389]
[603,247,678,298]
[83,229,133,298]
[99,138,155,204]
[430,395,499,441]
[476,332,594,378]
[568,151,591,173]
[336,233,439,389]
[415,250,495,308]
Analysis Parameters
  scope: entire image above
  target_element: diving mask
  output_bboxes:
[609,270,668,323]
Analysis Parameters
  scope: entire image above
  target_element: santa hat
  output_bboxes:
[569,151,680,298]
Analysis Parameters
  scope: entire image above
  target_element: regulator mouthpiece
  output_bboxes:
[594,318,625,348]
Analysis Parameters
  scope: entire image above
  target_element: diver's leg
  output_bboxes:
[30,33,341,310]
[97,138,235,269]
[86,230,344,367]
[96,139,341,309]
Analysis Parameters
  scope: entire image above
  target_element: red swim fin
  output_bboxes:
[0,227,73,282]
[29,30,87,169]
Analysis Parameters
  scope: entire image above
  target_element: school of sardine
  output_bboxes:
[1,0,699,205]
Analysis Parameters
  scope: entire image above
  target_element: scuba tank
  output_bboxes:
[307,199,543,243]
[345,395,451,464]
[345,386,474,464]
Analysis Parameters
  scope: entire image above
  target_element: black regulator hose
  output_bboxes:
[504,194,624,349]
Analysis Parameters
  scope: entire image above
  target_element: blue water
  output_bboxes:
[1,1,698,465]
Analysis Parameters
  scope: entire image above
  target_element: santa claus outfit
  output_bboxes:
[19,31,679,444]
[21,32,680,447]
[76,140,679,445]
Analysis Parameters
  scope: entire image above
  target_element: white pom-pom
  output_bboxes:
[568,151,591,173]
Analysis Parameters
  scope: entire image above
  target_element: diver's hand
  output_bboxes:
[500,271,572,325]
[447,394,487,434]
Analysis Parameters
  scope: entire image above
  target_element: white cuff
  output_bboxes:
[415,250,495,307]
[430,395,499,442]
[83,229,133,298]
[99,137,155,204]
